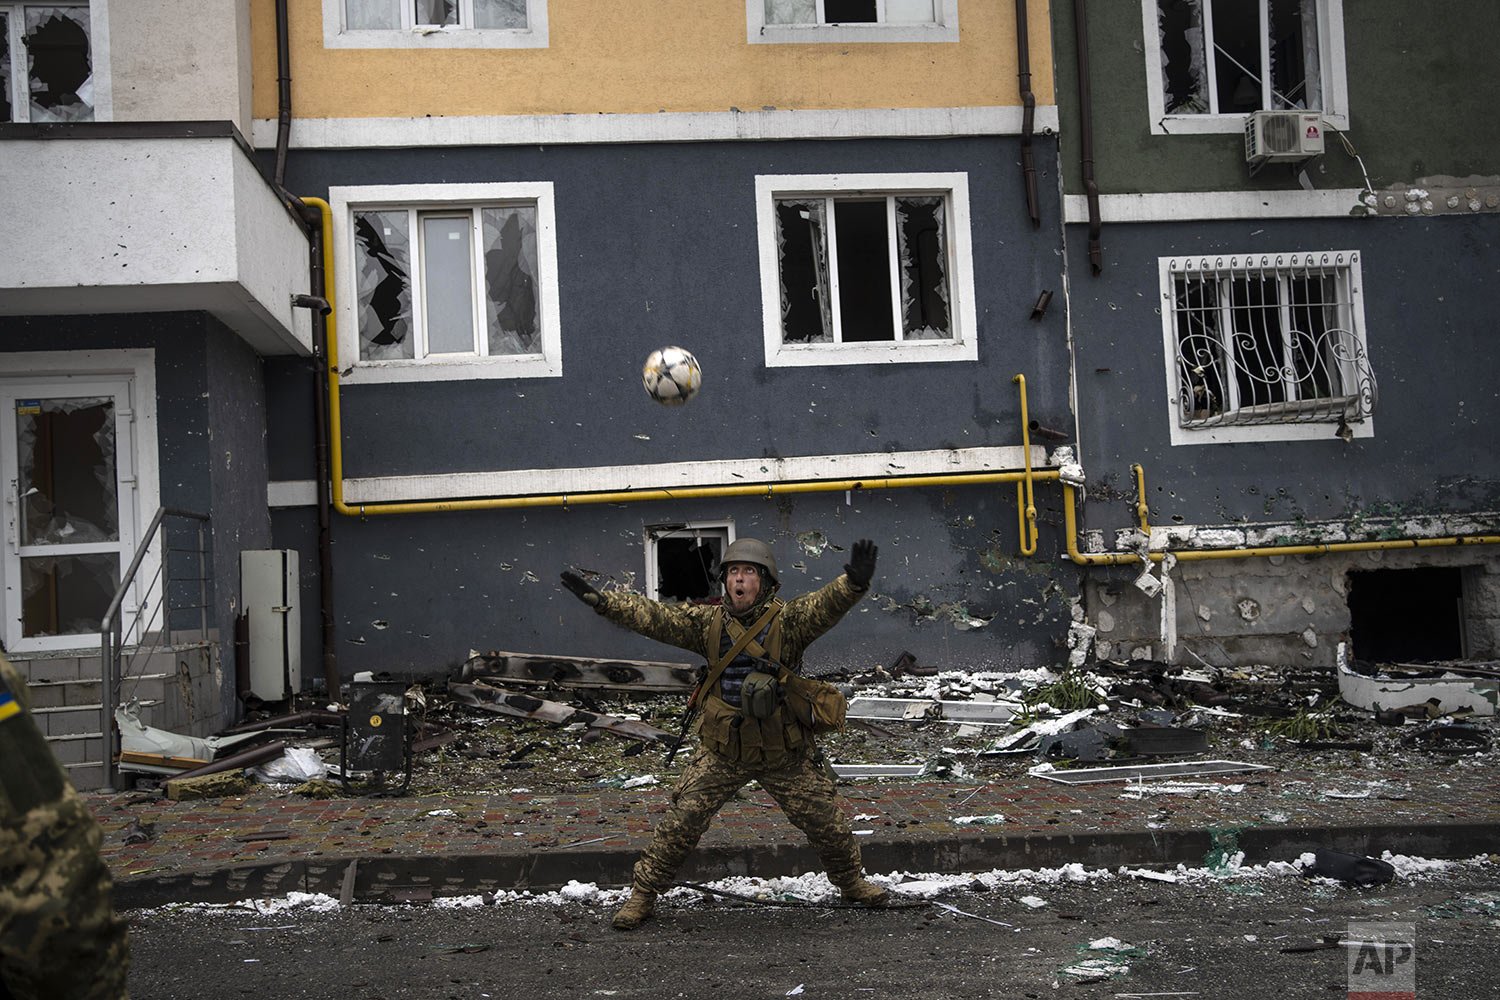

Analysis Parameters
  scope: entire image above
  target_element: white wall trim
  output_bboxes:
[250,105,1058,150]
[89,0,115,121]
[266,445,1051,507]
[319,0,548,49]
[328,181,562,384]
[746,0,960,44]
[754,172,980,368]
[1064,189,1367,224]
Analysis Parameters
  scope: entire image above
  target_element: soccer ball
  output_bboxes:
[642,346,702,406]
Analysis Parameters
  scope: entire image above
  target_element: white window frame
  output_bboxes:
[644,520,736,604]
[330,182,563,385]
[1158,251,1373,446]
[755,172,978,369]
[747,0,959,44]
[322,0,548,49]
[0,349,160,654]
[1141,0,1348,136]
[1,2,106,124]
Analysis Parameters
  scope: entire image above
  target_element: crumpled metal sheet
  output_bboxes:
[448,680,673,744]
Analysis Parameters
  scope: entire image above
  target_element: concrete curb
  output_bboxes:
[112,821,1499,909]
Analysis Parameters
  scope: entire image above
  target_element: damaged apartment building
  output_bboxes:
[1,1,1497,790]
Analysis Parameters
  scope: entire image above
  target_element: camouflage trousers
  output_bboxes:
[631,746,863,896]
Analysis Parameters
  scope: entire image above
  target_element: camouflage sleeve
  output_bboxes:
[1,657,131,1000]
[595,591,715,658]
[780,574,866,663]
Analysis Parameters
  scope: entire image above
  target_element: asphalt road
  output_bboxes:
[126,864,1498,999]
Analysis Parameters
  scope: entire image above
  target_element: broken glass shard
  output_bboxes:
[22,553,119,638]
[414,0,458,26]
[1158,0,1207,114]
[25,6,93,123]
[774,200,832,344]
[474,0,528,29]
[354,211,414,360]
[481,205,540,355]
[896,197,950,340]
[17,396,118,546]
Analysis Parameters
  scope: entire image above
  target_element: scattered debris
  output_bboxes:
[1310,849,1396,887]
[1336,653,1497,717]
[1031,761,1272,786]
[953,813,1006,826]
[1122,726,1208,756]
[448,681,673,744]
[1401,721,1491,752]
[463,649,698,693]
[249,747,330,785]
[164,771,251,802]
[847,696,1021,726]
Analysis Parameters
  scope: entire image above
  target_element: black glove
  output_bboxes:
[560,571,602,608]
[844,539,878,590]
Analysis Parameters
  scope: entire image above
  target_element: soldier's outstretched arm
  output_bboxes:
[782,539,879,651]
[559,571,713,656]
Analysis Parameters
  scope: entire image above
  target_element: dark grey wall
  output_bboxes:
[264,136,1081,679]
[1065,214,1500,534]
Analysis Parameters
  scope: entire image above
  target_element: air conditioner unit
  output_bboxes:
[1244,110,1325,165]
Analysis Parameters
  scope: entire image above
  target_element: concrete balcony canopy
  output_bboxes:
[0,122,312,356]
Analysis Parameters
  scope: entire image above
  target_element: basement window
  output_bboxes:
[327,0,548,48]
[331,183,562,384]
[1159,251,1376,446]
[755,173,978,368]
[1142,0,1348,133]
[646,523,733,605]
[751,0,958,43]
[1348,567,1466,663]
[1,4,94,123]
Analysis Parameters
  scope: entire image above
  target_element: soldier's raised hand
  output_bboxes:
[844,539,878,590]
[561,570,603,608]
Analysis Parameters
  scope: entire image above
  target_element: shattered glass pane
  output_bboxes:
[1,13,12,122]
[774,200,832,344]
[765,0,816,25]
[474,0,528,29]
[1271,0,1322,110]
[354,211,414,361]
[25,6,93,123]
[481,206,541,356]
[1158,0,1207,114]
[885,0,937,23]
[21,553,119,638]
[834,199,895,342]
[896,197,951,340]
[824,0,877,23]
[345,0,400,30]
[422,214,476,354]
[16,396,118,546]
[414,0,457,25]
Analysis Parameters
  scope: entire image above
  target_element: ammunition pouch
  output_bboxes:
[739,670,781,721]
[780,671,848,735]
[696,692,805,769]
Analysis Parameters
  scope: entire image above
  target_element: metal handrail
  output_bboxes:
[100,506,210,790]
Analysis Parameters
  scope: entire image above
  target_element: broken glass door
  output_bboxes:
[2,379,137,650]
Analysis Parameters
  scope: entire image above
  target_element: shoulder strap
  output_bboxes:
[701,601,783,698]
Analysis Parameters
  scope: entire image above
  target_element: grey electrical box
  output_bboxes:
[241,549,300,701]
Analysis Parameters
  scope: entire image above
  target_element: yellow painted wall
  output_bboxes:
[250,1,1053,120]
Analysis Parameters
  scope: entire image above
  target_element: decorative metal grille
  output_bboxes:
[1168,252,1376,428]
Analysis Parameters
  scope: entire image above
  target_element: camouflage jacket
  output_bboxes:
[0,653,131,1000]
[594,573,866,674]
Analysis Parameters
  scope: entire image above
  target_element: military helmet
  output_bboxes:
[718,537,779,587]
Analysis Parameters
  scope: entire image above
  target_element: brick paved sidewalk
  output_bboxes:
[92,758,1500,907]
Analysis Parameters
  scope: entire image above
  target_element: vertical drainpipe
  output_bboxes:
[273,0,339,701]
[1015,0,1040,229]
[1073,0,1102,274]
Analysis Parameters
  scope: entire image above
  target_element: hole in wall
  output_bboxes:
[1347,566,1465,663]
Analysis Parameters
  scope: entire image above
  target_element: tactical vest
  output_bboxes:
[694,599,809,768]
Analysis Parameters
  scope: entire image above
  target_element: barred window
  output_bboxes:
[1162,252,1375,437]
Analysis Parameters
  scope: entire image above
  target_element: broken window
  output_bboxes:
[350,200,552,366]
[1349,567,1466,663]
[765,0,936,25]
[1157,0,1324,115]
[21,553,118,638]
[344,0,529,31]
[773,192,953,346]
[647,524,731,604]
[1,5,93,123]
[1167,252,1375,428]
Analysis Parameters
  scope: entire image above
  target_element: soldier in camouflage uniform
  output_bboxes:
[0,651,131,999]
[561,537,888,930]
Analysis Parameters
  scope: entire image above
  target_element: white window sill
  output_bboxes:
[1168,419,1373,447]
[339,354,562,385]
[767,339,977,369]
[1152,111,1348,137]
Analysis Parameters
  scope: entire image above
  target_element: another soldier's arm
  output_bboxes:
[560,573,713,656]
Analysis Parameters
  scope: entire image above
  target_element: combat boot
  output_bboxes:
[611,888,657,930]
[839,877,890,906]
